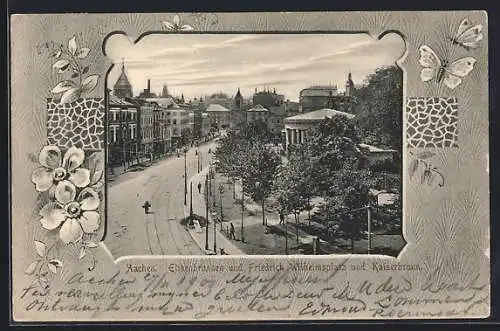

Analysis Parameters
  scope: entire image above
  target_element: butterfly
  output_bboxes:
[450,18,483,50]
[419,45,476,89]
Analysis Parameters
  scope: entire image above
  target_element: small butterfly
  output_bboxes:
[450,18,483,50]
[419,45,476,89]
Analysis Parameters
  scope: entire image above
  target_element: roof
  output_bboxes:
[300,86,338,97]
[108,95,135,107]
[247,104,269,112]
[114,67,132,89]
[206,103,230,112]
[358,143,397,153]
[284,108,355,123]
[143,97,177,108]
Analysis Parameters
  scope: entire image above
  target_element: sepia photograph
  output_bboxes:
[103,33,405,257]
[10,11,489,322]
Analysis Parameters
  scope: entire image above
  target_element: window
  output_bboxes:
[110,125,118,143]
[173,119,177,125]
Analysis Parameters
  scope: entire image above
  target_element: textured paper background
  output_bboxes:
[10,11,489,321]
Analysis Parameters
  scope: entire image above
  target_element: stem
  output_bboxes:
[432,168,445,187]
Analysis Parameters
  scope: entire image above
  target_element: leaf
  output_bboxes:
[79,247,86,259]
[82,65,90,74]
[47,263,57,274]
[416,151,436,159]
[71,72,79,78]
[76,47,90,59]
[162,21,175,31]
[51,80,76,94]
[53,59,70,70]
[25,261,39,275]
[86,241,98,248]
[68,36,77,55]
[408,159,419,179]
[181,25,194,31]
[81,75,99,94]
[60,87,82,104]
[34,240,46,257]
[91,170,103,185]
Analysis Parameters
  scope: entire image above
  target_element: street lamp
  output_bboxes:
[205,175,209,250]
[218,184,224,231]
[211,211,218,253]
[195,149,201,173]
[183,147,188,206]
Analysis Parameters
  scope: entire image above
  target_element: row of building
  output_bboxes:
[107,62,361,167]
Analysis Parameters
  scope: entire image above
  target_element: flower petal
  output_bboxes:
[63,147,85,171]
[55,180,77,205]
[69,168,91,187]
[59,218,83,244]
[68,36,77,55]
[79,211,100,233]
[173,14,180,26]
[181,25,194,31]
[39,202,66,230]
[78,187,100,210]
[38,146,61,169]
[31,167,54,192]
[162,21,175,30]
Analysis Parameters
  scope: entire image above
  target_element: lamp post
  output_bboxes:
[183,147,188,205]
[240,178,245,243]
[205,175,209,250]
[212,211,217,253]
[219,184,224,231]
[196,149,200,173]
[190,181,193,218]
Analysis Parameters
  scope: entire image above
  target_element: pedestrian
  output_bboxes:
[198,182,202,194]
[230,222,236,240]
[142,201,151,214]
[279,211,285,224]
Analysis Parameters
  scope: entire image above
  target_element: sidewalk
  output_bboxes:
[183,167,245,255]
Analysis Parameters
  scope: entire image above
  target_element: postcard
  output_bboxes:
[10,11,489,321]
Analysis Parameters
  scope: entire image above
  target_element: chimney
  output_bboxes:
[147,79,151,92]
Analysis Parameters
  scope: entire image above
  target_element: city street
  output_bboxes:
[104,142,216,258]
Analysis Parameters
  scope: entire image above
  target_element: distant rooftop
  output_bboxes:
[247,104,269,112]
[108,95,135,107]
[284,108,355,123]
[206,103,230,112]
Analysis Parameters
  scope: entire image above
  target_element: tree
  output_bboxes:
[351,65,403,151]
[242,143,281,225]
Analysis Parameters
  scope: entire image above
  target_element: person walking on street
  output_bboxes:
[279,211,285,224]
[198,182,202,194]
[230,222,236,240]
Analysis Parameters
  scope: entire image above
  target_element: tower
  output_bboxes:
[113,59,133,98]
[234,87,243,110]
[161,84,170,98]
[345,72,355,97]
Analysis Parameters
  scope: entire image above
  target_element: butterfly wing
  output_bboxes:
[446,57,476,77]
[443,74,462,89]
[442,57,476,89]
[454,18,472,39]
[419,45,441,68]
[456,25,483,49]
[420,68,437,82]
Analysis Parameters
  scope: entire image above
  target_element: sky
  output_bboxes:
[105,33,405,102]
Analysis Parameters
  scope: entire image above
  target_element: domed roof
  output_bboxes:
[114,62,132,89]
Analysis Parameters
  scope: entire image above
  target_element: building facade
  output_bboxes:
[107,95,140,167]
[206,103,231,130]
[246,104,270,126]
[127,98,155,159]
[169,107,191,147]
[153,103,171,155]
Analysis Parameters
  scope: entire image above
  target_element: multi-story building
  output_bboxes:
[246,104,270,125]
[252,88,285,108]
[127,98,155,159]
[206,103,231,130]
[299,73,355,113]
[152,103,171,155]
[107,95,140,167]
[169,107,191,147]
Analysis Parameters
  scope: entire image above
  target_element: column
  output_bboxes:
[298,130,303,144]
[293,129,298,144]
